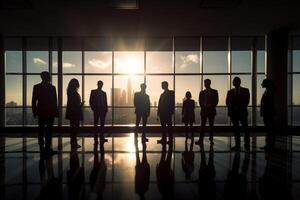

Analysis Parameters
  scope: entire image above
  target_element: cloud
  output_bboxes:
[33,58,47,66]
[179,54,199,69]
[52,62,76,68]
[88,58,111,69]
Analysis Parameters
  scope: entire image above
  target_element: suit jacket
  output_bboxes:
[260,90,275,119]
[199,89,219,116]
[134,92,150,117]
[32,82,58,118]
[226,87,250,118]
[157,90,175,117]
[66,91,83,121]
[89,89,108,114]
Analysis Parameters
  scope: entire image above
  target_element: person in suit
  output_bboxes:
[260,79,276,150]
[134,83,150,142]
[134,134,150,200]
[226,77,250,151]
[90,137,107,200]
[89,80,108,144]
[32,71,58,156]
[156,136,174,199]
[157,81,175,144]
[182,91,195,135]
[196,79,219,145]
[66,78,84,149]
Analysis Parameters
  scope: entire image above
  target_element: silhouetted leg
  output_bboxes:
[142,116,148,142]
[93,112,99,145]
[264,117,275,149]
[231,118,241,150]
[167,116,173,142]
[241,116,250,149]
[208,115,215,144]
[70,120,81,149]
[45,118,54,152]
[158,117,167,144]
[38,117,46,152]
[100,113,107,142]
[196,115,207,145]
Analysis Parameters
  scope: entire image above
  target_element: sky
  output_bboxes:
[4,49,284,107]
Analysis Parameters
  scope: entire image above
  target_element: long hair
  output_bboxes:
[67,78,79,95]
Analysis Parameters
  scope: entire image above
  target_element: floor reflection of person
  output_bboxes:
[66,78,84,149]
[198,144,216,200]
[157,81,175,144]
[156,136,174,199]
[32,71,58,156]
[134,134,150,200]
[89,80,108,145]
[182,135,195,180]
[37,156,62,200]
[134,83,150,143]
[90,138,107,200]
[224,152,250,200]
[67,150,85,200]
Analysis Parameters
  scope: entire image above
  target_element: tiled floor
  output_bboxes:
[0,133,298,200]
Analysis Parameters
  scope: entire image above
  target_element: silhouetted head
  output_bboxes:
[232,77,241,88]
[261,78,275,90]
[97,80,103,89]
[204,79,211,89]
[140,83,146,92]
[40,71,50,82]
[67,78,80,95]
[161,81,169,90]
[185,91,192,99]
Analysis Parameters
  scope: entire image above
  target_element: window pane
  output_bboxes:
[63,75,82,106]
[146,75,173,107]
[5,51,22,73]
[146,52,173,73]
[85,51,112,73]
[147,108,159,125]
[175,51,200,73]
[231,75,252,106]
[175,107,200,125]
[256,107,264,125]
[84,75,112,106]
[257,75,266,105]
[52,51,58,73]
[114,51,143,74]
[257,50,265,73]
[175,76,200,106]
[5,75,22,106]
[26,108,38,125]
[113,108,135,125]
[203,51,228,73]
[215,107,229,125]
[293,107,300,125]
[113,75,144,106]
[293,50,300,72]
[203,75,228,106]
[232,51,251,73]
[83,107,112,125]
[63,51,82,73]
[293,74,300,105]
[27,75,41,106]
[5,108,22,125]
[27,51,48,73]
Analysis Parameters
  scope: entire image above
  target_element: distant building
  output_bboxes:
[5,101,17,107]
[121,89,126,105]
[127,77,132,105]
[111,88,122,105]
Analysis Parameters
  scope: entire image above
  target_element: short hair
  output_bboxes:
[162,81,168,87]
[40,71,50,81]
[97,80,103,86]
[233,76,241,84]
[204,79,211,85]
[140,83,146,89]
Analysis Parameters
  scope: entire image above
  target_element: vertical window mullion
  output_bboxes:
[112,39,115,126]
[58,37,63,126]
[252,37,257,126]
[173,37,176,125]
[22,37,27,126]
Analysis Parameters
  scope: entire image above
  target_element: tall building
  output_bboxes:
[127,77,132,105]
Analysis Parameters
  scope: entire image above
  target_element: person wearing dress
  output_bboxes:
[66,78,84,149]
[182,91,195,128]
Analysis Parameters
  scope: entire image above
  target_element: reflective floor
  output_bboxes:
[0,133,300,200]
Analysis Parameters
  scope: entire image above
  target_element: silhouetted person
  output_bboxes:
[260,79,276,150]
[182,91,195,137]
[90,80,108,144]
[198,144,216,200]
[134,83,150,142]
[157,81,175,144]
[182,134,195,180]
[67,150,85,200]
[90,137,107,200]
[134,134,150,200]
[224,152,250,200]
[37,156,62,200]
[156,138,174,199]
[226,77,250,151]
[32,71,58,156]
[197,79,219,145]
[66,78,84,149]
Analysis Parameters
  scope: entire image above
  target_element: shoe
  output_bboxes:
[195,140,203,146]
[73,143,81,149]
[157,138,167,144]
[142,137,149,143]
[100,138,108,144]
[230,146,241,151]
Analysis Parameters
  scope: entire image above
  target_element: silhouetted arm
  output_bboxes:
[245,89,250,106]
[53,86,58,117]
[89,91,94,110]
[134,93,138,109]
[182,100,185,116]
[215,90,219,107]
[199,92,204,108]
[32,85,38,117]
[171,91,175,114]
[226,91,230,107]
[146,95,150,116]
[157,95,162,116]
[104,92,108,113]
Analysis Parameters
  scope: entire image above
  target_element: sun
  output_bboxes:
[123,55,141,75]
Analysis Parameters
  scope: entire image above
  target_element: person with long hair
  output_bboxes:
[182,91,195,135]
[66,78,84,149]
